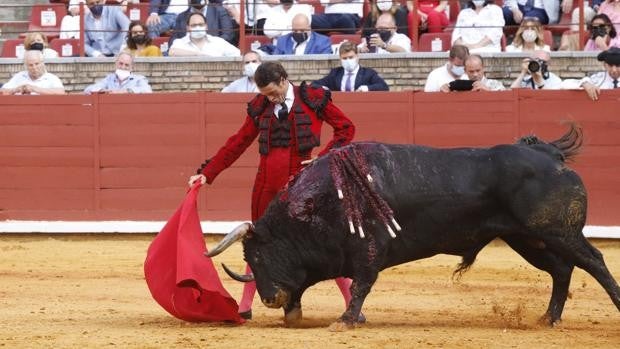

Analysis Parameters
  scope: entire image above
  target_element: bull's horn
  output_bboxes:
[222,263,255,283]
[204,222,253,257]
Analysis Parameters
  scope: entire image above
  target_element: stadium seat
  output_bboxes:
[418,32,452,52]
[22,4,67,41]
[543,29,553,48]
[49,38,80,57]
[243,34,273,52]
[125,2,149,23]
[297,0,325,14]
[329,34,361,45]
[0,39,25,58]
[151,36,171,53]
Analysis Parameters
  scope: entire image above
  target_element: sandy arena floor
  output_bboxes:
[0,234,619,348]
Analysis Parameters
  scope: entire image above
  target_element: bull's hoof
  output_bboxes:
[284,307,303,327]
[328,320,356,332]
[537,313,561,327]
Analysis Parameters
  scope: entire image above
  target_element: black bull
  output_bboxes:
[207,124,620,328]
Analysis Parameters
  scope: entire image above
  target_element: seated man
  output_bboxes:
[313,41,389,91]
[311,0,363,34]
[169,0,236,46]
[263,0,314,40]
[561,47,620,101]
[84,0,131,57]
[84,52,152,94]
[273,13,332,55]
[222,50,262,93]
[1,50,65,95]
[424,45,469,92]
[168,12,240,56]
[358,13,411,54]
[502,0,564,26]
[510,50,562,89]
[146,0,188,38]
[463,54,506,91]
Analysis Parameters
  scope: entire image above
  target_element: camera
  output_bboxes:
[590,26,608,40]
[365,31,378,53]
[527,58,549,79]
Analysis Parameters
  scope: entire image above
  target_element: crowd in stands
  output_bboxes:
[1,0,620,97]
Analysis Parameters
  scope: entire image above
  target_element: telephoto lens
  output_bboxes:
[528,60,540,73]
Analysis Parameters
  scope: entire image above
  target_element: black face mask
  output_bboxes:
[29,42,44,51]
[191,0,206,10]
[378,30,392,43]
[292,32,308,44]
[132,35,147,45]
[89,4,103,17]
[280,0,294,4]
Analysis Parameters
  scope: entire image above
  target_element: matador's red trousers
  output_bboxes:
[238,147,353,313]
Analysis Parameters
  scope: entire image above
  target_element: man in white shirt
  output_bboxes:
[262,0,314,40]
[1,50,65,95]
[358,13,411,54]
[222,51,262,93]
[168,12,240,57]
[561,47,620,101]
[510,50,562,90]
[84,52,152,94]
[312,0,363,34]
[464,54,506,91]
[424,45,469,92]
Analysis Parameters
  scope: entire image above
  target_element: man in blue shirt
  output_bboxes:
[84,0,131,57]
[84,52,152,94]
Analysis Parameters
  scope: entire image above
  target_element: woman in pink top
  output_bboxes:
[598,0,620,34]
[584,14,620,51]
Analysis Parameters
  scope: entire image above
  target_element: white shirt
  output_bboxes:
[479,77,506,91]
[378,32,411,53]
[60,14,81,39]
[226,0,273,26]
[293,37,308,55]
[519,72,563,90]
[340,65,359,92]
[505,44,551,52]
[451,5,505,53]
[222,77,259,93]
[424,63,467,92]
[320,0,363,16]
[262,4,314,39]
[273,82,295,117]
[562,72,620,90]
[2,71,64,94]
[164,0,188,15]
[169,33,240,57]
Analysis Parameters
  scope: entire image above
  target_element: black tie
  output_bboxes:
[614,79,618,89]
[278,102,288,120]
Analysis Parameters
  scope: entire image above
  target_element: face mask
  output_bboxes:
[115,69,131,81]
[522,29,538,43]
[90,4,103,17]
[29,42,44,51]
[341,58,359,72]
[191,0,206,10]
[376,1,392,12]
[292,32,308,44]
[280,0,294,4]
[451,64,465,76]
[472,0,485,7]
[132,35,147,45]
[190,26,207,39]
[378,30,392,43]
[244,62,260,78]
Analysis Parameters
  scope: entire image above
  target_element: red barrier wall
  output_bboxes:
[1,90,619,225]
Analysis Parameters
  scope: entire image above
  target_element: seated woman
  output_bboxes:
[558,6,596,51]
[123,21,162,57]
[408,0,449,33]
[584,13,620,52]
[24,32,59,59]
[451,0,504,53]
[506,17,550,52]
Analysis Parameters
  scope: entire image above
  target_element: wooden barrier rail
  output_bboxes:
[1,90,619,225]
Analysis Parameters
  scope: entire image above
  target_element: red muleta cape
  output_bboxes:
[144,182,244,323]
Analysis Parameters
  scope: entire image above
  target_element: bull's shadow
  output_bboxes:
[208,123,620,330]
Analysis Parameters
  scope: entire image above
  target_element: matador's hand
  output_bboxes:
[188,174,206,186]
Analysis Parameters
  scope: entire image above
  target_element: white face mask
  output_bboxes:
[521,29,538,43]
[190,26,207,39]
[341,57,359,72]
[472,0,485,7]
[244,62,260,78]
[376,1,392,12]
[450,64,465,77]
[115,68,131,81]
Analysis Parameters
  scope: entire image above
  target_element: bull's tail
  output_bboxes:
[517,122,583,163]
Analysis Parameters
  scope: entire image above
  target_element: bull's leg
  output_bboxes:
[502,235,574,326]
[328,271,378,331]
[283,292,303,327]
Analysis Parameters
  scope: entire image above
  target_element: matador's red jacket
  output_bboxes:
[197,82,355,221]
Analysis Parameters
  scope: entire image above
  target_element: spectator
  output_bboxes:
[361,0,409,38]
[409,0,449,33]
[146,0,188,38]
[169,0,236,46]
[222,51,262,93]
[452,0,505,53]
[584,14,620,51]
[424,44,469,92]
[502,0,565,26]
[124,21,163,57]
[506,16,550,52]
[0,50,65,96]
[84,52,152,94]
[23,32,59,59]
[558,5,596,51]
[223,0,279,35]
[464,54,506,91]
[60,0,86,40]
[311,0,364,34]
[313,41,389,91]
[510,50,562,89]
[263,0,314,40]
[168,12,240,56]
[598,0,620,34]
[574,47,620,100]
[358,13,411,53]
[273,13,332,55]
[84,0,131,57]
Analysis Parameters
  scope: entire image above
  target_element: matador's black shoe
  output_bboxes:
[239,310,252,320]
